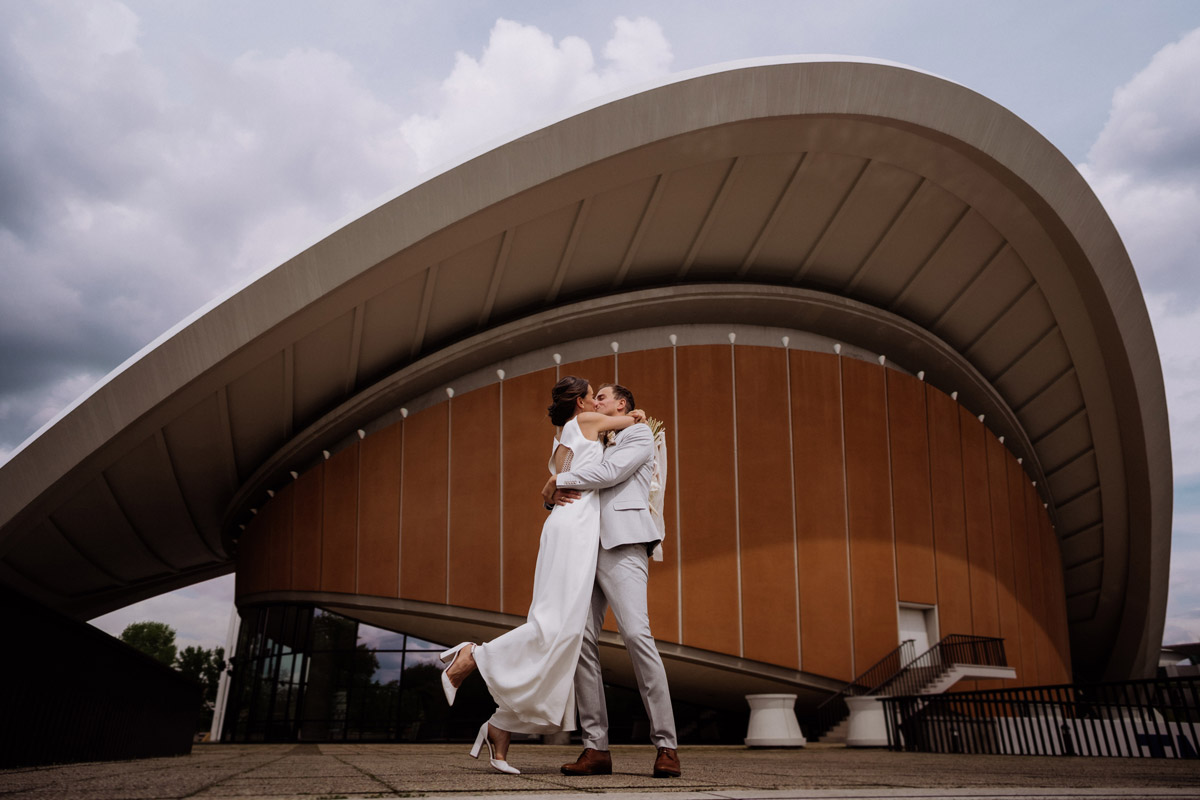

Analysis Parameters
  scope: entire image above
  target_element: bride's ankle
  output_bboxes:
[488,723,510,759]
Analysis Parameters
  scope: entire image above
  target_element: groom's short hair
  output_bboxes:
[599,383,635,413]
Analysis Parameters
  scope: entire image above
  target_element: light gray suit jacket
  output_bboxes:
[556,423,660,552]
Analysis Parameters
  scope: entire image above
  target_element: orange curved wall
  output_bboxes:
[235,347,1071,686]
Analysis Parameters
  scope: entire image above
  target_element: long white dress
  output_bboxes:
[472,416,602,733]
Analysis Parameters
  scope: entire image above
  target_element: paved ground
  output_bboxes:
[2,743,1199,800]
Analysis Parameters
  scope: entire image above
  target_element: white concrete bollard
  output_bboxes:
[844,696,889,747]
[744,693,807,747]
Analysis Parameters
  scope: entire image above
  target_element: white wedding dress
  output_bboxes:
[472,416,602,733]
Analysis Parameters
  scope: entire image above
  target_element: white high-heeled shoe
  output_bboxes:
[469,721,519,774]
[439,642,474,706]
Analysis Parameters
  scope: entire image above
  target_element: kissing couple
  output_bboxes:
[439,377,680,778]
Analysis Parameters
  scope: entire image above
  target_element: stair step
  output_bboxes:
[817,718,849,744]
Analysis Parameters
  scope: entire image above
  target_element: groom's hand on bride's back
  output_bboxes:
[542,473,581,508]
[543,485,582,509]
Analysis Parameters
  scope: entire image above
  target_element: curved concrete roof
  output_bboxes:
[0,59,1170,680]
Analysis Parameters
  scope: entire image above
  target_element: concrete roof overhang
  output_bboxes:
[0,59,1170,681]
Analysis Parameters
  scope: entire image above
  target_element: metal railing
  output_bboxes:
[804,634,1008,742]
[881,634,1007,697]
[805,640,915,741]
[881,676,1200,758]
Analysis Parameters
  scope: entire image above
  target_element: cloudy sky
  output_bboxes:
[1,0,1198,655]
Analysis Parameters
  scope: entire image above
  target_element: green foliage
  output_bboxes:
[175,644,227,730]
[119,620,177,665]
[175,645,226,704]
[119,621,228,730]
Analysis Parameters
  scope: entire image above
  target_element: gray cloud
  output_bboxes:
[1075,26,1200,644]
[1079,27,1200,309]
[0,1,422,456]
[0,8,678,459]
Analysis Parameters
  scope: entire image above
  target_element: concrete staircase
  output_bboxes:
[813,635,1016,745]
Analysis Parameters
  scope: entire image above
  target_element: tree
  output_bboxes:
[175,644,227,732]
[175,645,226,705]
[120,621,177,665]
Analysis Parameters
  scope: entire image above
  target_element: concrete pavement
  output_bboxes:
[1,742,1198,800]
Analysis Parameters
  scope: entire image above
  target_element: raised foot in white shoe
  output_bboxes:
[469,721,519,775]
[439,642,474,706]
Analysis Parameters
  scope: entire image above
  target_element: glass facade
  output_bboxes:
[222,603,750,743]
[222,605,498,742]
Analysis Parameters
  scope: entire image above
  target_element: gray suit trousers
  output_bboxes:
[575,543,677,750]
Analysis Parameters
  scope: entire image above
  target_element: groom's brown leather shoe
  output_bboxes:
[653,747,681,777]
[561,747,612,775]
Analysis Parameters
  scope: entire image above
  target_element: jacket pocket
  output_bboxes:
[613,499,647,511]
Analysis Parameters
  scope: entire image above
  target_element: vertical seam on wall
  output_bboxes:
[925,386,939,637]
[1010,465,1026,684]
[730,340,744,658]
[987,442,1005,646]
[446,397,453,606]
[498,379,504,610]
[317,462,325,590]
[839,355,855,676]
[959,409,976,641]
[355,441,362,594]
[289,482,296,589]
[672,339,683,645]
[784,343,801,670]
[885,372,900,621]
[397,416,405,597]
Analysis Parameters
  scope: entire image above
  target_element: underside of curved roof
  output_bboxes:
[0,59,1170,681]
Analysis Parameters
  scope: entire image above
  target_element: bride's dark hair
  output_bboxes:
[548,376,590,426]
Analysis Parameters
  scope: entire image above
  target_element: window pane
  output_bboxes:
[356,623,406,651]
[405,635,445,651]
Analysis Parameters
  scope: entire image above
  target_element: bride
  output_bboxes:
[438,376,644,774]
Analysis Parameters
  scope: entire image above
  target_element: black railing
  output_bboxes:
[804,640,915,741]
[881,676,1200,758]
[804,634,1008,741]
[881,634,1008,697]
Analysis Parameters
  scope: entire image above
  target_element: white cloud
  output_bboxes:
[1077,27,1200,492]
[0,7,676,460]
[1074,27,1200,647]
[1164,507,1200,645]
[0,1,418,455]
[1143,293,1200,482]
[1079,27,1200,304]
[400,16,673,172]
[1086,27,1200,182]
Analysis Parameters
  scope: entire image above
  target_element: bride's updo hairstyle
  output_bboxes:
[548,376,590,426]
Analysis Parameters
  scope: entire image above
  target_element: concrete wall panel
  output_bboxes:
[675,345,740,656]
[291,467,323,592]
[791,350,853,680]
[265,481,293,592]
[500,368,554,615]
[887,370,936,605]
[736,346,799,669]
[400,406,447,604]
[448,385,502,611]
[358,421,401,598]
[843,357,899,673]
[321,443,359,594]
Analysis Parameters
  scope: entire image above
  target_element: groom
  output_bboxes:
[544,383,680,778]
